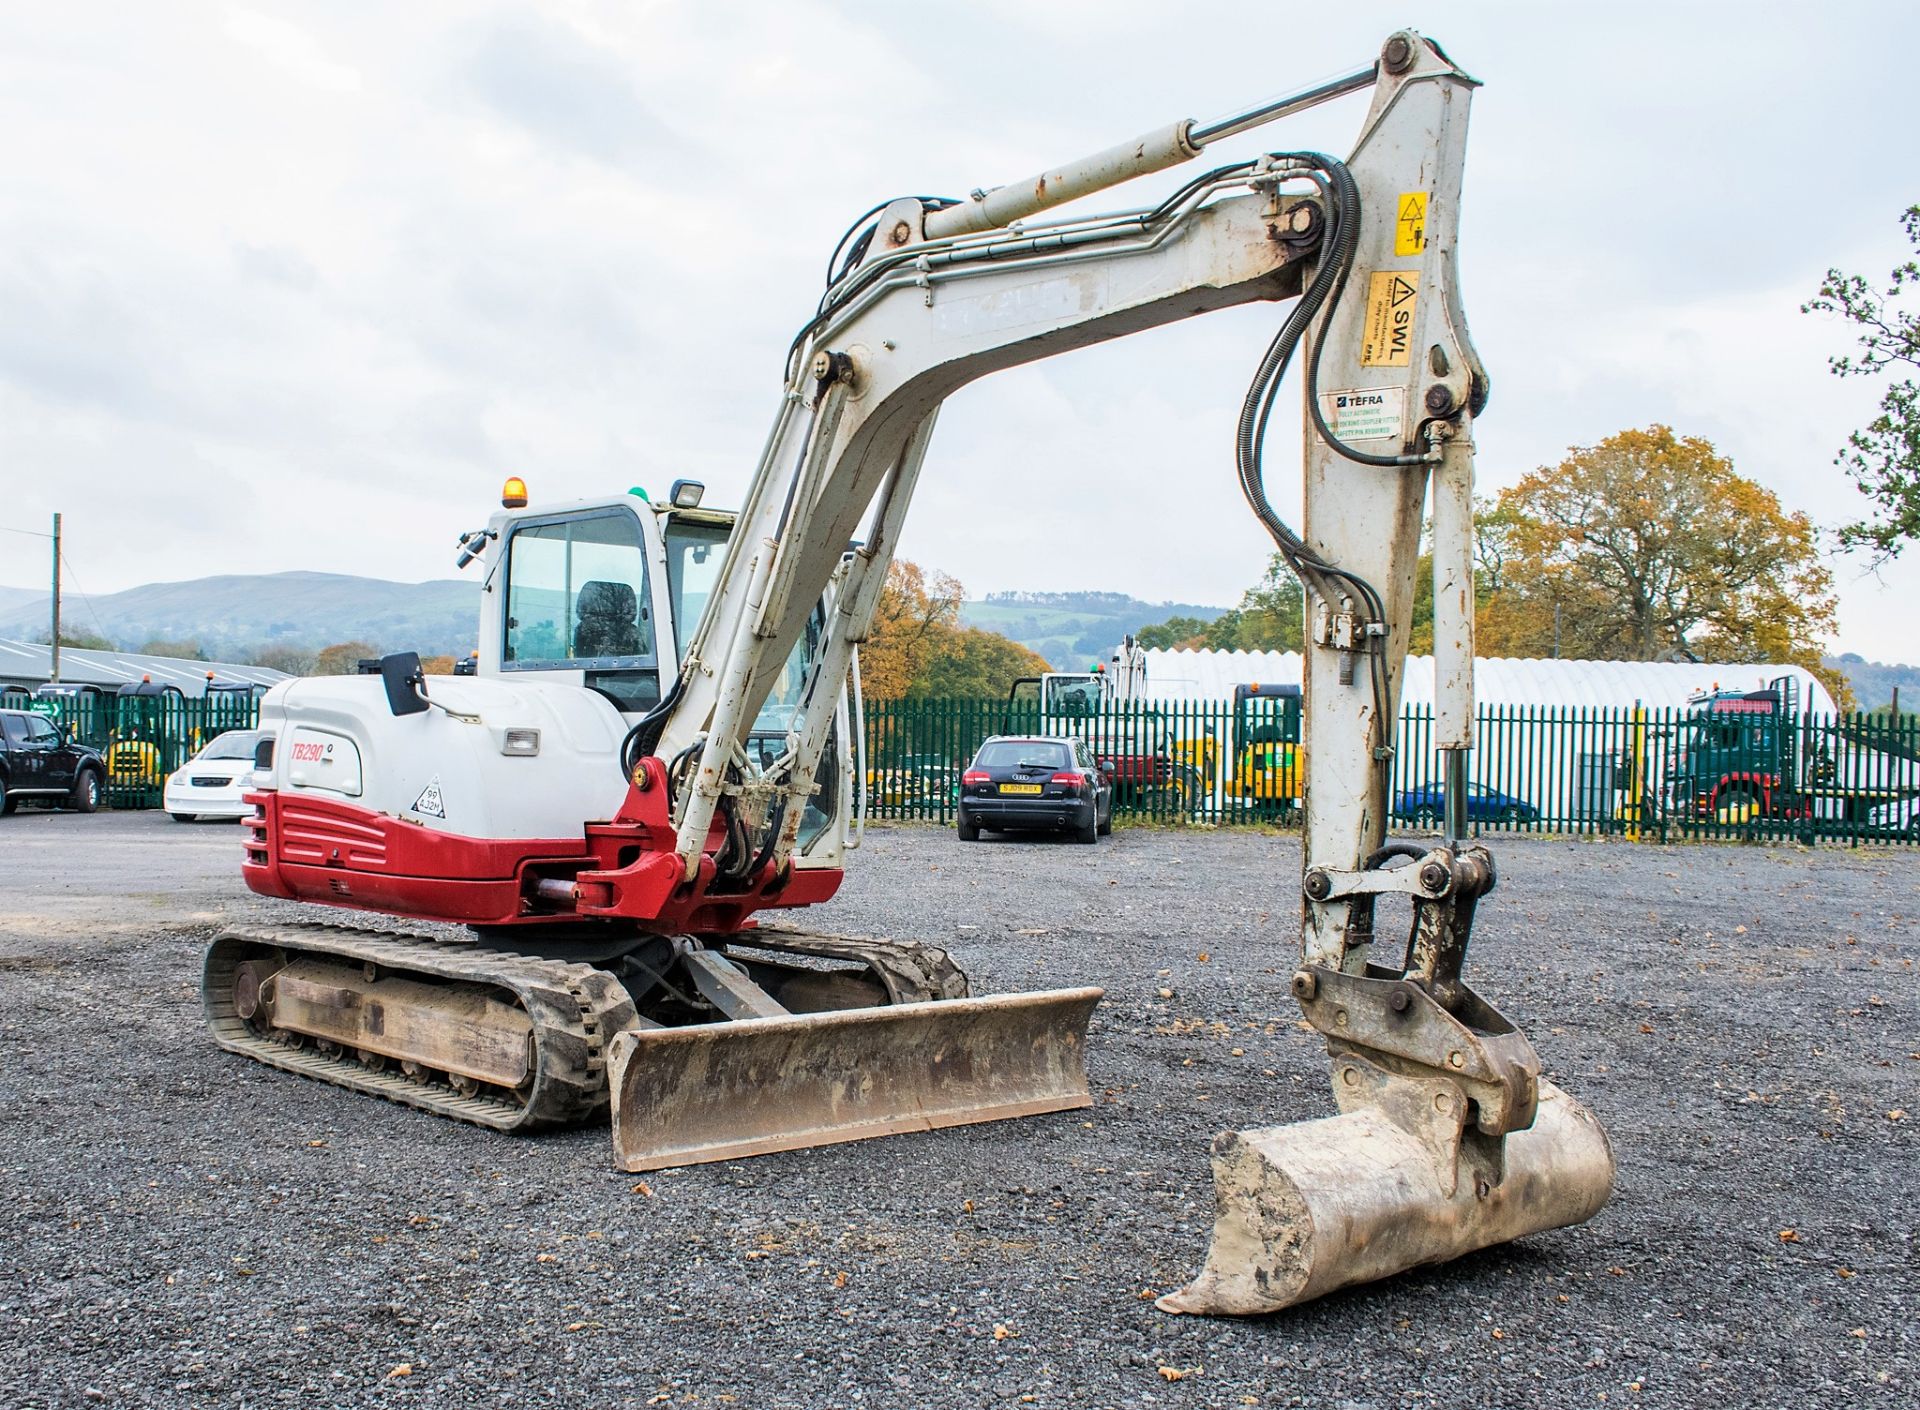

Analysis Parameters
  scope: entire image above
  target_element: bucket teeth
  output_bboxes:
[1159,1076,1613,1316]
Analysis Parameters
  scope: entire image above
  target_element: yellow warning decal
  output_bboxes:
[1360,270,1419,367]
[1395,191,1427,256]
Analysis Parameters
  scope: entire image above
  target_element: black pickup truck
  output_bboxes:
[0,708,105,814]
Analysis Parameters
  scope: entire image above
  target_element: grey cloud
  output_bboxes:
[462,14,687,175]
[0,255,166,419]
[233,243,320,292]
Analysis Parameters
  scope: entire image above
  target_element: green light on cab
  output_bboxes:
[628,486,651,502]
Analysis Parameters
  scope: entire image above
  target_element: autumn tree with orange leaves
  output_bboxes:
[858,559,1050,700]
[1477,426,1848,704]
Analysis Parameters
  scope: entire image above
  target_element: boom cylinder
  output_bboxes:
[923,121,1199,240]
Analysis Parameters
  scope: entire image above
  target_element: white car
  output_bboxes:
[164,729,271,821]
[1869,793,1920,841]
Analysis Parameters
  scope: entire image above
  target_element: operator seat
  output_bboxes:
[573,580,643,658]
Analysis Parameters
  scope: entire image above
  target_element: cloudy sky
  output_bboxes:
[1,2,1915,660]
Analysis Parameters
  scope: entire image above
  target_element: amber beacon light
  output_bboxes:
[501,477,529,508]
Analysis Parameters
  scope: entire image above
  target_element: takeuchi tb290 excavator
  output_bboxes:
[206,32,1613,1315]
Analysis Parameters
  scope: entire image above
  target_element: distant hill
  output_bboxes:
[13,570,1904,701]
[0,572,480,658]
[1825,654,1920,711]
[961,590,1226,670]
[0,586,41,616]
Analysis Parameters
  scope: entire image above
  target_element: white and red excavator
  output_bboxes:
[205,31,1613,1315]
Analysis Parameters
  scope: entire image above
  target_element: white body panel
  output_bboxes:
[260,676,631,841]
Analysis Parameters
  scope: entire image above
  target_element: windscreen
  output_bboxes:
[504,510,653,666]
[201,731,263,761]
[975,740,1071,769]
[1044,676,1104,717]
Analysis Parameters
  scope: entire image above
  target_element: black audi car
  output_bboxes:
[957,735,1114,844]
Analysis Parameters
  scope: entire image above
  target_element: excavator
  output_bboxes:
[205,31,1613,1315]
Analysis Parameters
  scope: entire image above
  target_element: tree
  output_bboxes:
[246,643,317,675]
[859,560,965,700]
[1135,615,1212,650]
[1483,426,1849,703]
[311,640,378,676]
[420,654,458,675]
[1138,555,1305,653]
[858,559,1051,699]
[34,629,115,651]
[907,627,1051,699]
[1803,205,1920,559]
[138,638,207,660]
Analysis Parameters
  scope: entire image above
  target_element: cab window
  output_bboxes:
[663,517,728,652]
[1044,676,1103,717]
[503,510,660,710]
[504,511,654,668]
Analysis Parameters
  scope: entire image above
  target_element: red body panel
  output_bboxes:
[241,757,843,932]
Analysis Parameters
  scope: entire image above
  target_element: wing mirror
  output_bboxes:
[1097,758,1116,776]
[378,652,432,717]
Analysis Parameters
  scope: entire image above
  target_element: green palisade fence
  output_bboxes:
[28,692,263,810]
[860,696,1920,847]
[18,684,1919,848]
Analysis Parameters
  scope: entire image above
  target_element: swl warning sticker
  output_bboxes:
[412,776,447,819]
[1394,191,1427,256]
[1320,385,1406,443]
[1360,270,1420,367]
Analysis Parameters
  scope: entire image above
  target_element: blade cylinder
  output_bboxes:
[1159,1079,1613,1316]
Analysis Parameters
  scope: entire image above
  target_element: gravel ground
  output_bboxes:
[0,811,1913,1408]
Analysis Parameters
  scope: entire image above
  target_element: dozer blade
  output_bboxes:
[1158,1076,1613,1316]
[607,986,1102,1171]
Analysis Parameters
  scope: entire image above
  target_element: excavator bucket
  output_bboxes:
[607,986,1103,1171]
[1159,1077,1613,1316]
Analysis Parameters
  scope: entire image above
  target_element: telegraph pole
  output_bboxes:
[49,513,61,683]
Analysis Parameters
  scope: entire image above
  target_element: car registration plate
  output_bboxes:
[999,783,1043,795]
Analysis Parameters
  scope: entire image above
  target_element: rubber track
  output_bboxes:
[730,926,970,1005]
[204,924,639,1132]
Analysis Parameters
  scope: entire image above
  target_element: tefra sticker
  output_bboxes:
[1320,386,1406,443]
[1360,270,1419,367]
[1395,191,1427,256]
[412,776,447,819]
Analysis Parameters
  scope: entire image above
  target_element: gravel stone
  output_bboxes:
[0,812,1912,1407]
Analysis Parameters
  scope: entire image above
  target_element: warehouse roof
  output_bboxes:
[1134,648,1840,713]
[0,639,289,696]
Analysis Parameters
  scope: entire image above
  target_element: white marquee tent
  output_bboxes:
[1131,648,1840,714]
[1113,649,1885,825]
